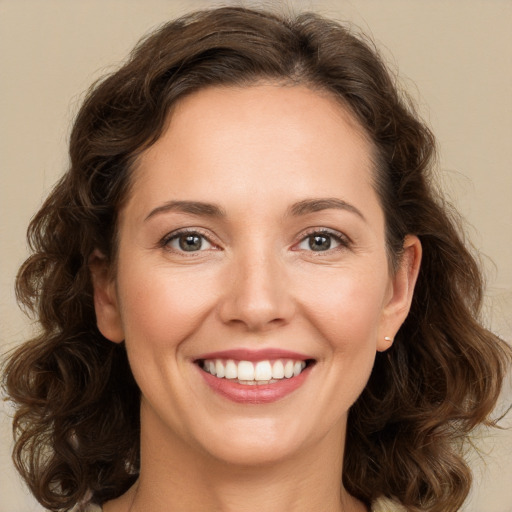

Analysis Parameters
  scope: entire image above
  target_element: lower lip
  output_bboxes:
[197,365,312,404]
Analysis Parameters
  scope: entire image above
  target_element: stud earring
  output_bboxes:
[384,336,393,342]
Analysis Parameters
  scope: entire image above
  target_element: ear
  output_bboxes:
[89,249,124,343]
[377,235,422,352]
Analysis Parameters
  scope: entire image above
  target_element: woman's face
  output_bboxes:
[93,84,419,466]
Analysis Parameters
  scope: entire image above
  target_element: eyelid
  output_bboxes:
[159,227,220,252]
[292,227,352,251]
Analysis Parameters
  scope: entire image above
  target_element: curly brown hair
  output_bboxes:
[3,6,511,512]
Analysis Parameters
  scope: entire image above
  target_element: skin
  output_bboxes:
[91,84,421,512]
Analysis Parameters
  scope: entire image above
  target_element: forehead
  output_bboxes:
[125,84,378,219]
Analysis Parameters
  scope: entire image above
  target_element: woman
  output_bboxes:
[2,6,510,512]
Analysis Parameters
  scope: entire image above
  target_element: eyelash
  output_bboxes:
[160,228,218,254]
[159,227,351,254]
[293,228,351,253]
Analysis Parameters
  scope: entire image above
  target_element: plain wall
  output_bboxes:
[1,1,511,511]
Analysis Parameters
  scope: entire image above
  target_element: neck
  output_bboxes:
[105,404,367,512]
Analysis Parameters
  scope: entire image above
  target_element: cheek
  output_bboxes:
[307,268,389,405]
[116,263,219,355]
[297,264,389,349]
[115,263,222,420]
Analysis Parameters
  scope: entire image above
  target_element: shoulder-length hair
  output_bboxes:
[3,7,510,512]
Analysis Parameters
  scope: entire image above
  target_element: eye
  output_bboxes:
[296,230,347,252]
[163,231,214,252]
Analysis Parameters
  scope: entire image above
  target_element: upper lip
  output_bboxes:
[194,348,313,362]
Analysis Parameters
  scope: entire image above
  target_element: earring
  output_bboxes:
[384,336,393,342]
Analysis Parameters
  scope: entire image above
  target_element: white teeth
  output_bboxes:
[255,361,272,381]
[215,360,225,378]
[284,360,294,378]
[237,361,255,381]
[271,360,285,379]
[201,358,309,382]
[225,360,237,380]
[293,361,304,377]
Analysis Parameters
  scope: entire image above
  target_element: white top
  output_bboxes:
[373,497,407,512]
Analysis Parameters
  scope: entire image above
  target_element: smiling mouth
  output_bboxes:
[196,358,315,385]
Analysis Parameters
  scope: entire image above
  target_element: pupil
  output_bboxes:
[179,234,202,251]
[309,234,331,251]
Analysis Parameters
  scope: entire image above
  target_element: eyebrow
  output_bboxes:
[144,200,226,221]
[288,198,366,222]
[144,197,365,222]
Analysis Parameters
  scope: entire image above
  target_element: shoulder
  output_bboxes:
[372,497,407,512]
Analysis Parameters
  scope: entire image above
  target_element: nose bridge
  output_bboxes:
[219,240,293,330]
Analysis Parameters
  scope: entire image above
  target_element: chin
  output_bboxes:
[189,409,333,469]
[201,431,301,467]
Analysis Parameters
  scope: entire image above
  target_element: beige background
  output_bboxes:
[1,0,511,510]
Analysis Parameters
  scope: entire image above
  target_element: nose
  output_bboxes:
[218,247,295,332]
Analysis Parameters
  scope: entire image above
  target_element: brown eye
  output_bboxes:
[308,234,332,251]
[297,231,344,252]
[165,231,213,252]
[179,234,203,251]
